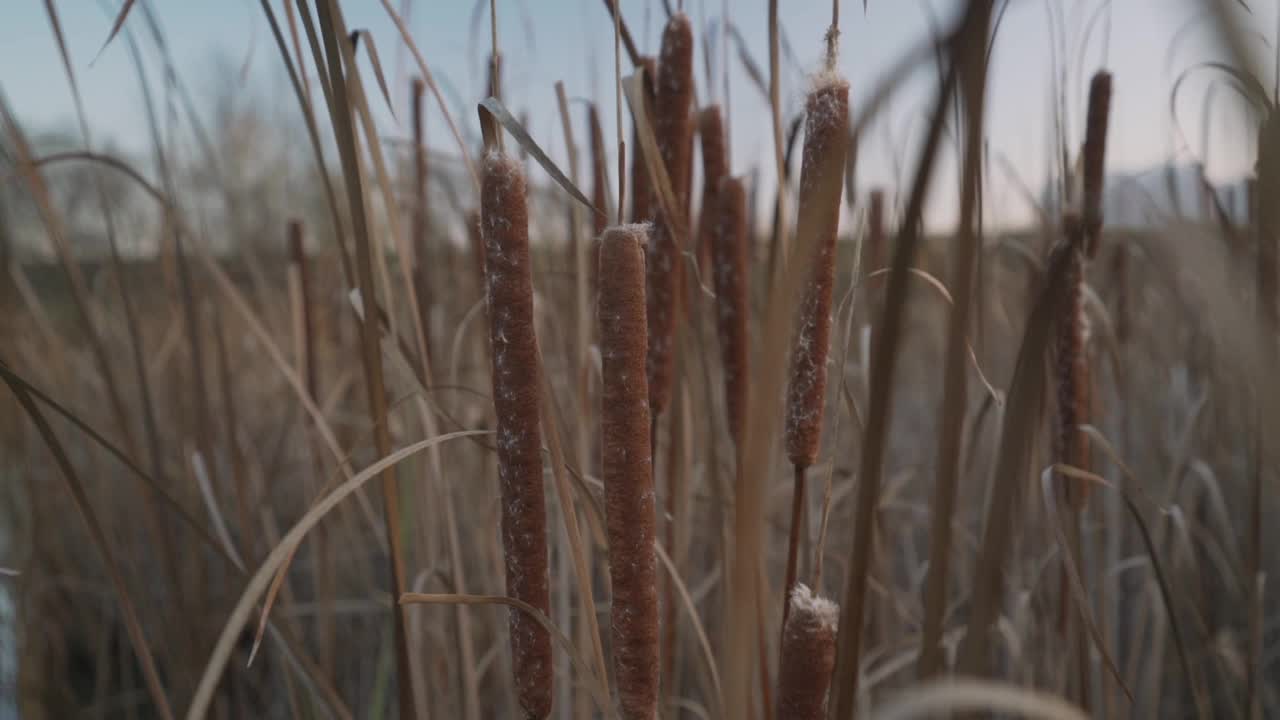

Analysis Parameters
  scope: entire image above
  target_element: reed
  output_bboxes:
[599,224,660,720]
[411,76,434,373]
[481,150,553,719]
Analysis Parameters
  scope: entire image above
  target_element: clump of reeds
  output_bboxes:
[697,106,728,272]
[775,584,838,720]
[480,149,553,720]
[598,224,660,720]
[713,176,750,444]
[646,13,694,417]
[782,71,850,619]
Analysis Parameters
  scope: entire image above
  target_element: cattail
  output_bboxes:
[481,150,553,720]
[781,74,850,621]
[1054,216,1091,510]
[697,106,727,272]
[598,225,659,720]
[646,13,694,417]
[775,584,838,720]
[630,56,658,224]
[1081,71,1112,257]
[784,75,850,471]
[713,176,750,444]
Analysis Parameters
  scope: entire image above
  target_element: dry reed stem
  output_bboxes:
[411,76,434,372]
[697,106,728,273]
[631,56,658,224]
[775,584,838,720]
[481,150,553,719]
[646,14,694,416]
[714,176,750,444]
[590,104,611,239]
[784,76,850,470]
[599,225,660,720]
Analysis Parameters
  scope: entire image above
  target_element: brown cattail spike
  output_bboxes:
[697,106,728,270]
[713,176,750,444]
[776,584,838,720]
[646,13,694,416]
[1056,214,1091,512]
[1081,71,1111,258]
[784,75,851,470]
[480,150,553,720]
[599,225,659,720]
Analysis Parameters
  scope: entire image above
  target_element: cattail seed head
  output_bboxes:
[1055,216,1090,510]
[697,105,727,270]
[776,584,838,720]
[598,225,659,720]
[481,150,553,720]
[785,75,851,469]
[645,13,694,416]
[714,176,750,444]
[1082,71,1112,256]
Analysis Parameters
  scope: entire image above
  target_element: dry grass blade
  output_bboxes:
[917,18,989,679]
[954,237,1072,683]
[479,96,602,218]
[869,678,1089,720]
[350,29,397,116]
[4,379,175,720]
[399,593,613,715]
[829,6,981,712]
[1038,466,1134,705]
[185,429,488,720]
[94,0,138,60]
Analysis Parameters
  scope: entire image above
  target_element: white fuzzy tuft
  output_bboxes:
[789,583,839,631]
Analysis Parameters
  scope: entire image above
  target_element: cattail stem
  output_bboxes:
[776,585,838,720]
[599,225,659,720]
[481,150,553,720]
[782,463,807,624]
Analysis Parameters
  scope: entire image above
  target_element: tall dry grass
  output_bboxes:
[3,1,1278,719]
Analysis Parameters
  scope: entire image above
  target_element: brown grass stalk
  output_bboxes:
[782,74,850,623]
[411,76,434,375]
[599,224,660,720]
[776,585,838,720]
[481,150,554,719]
[646,13,694,417]
[631,56,658,224]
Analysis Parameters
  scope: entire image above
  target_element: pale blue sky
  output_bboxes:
[0,0,1270,229]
